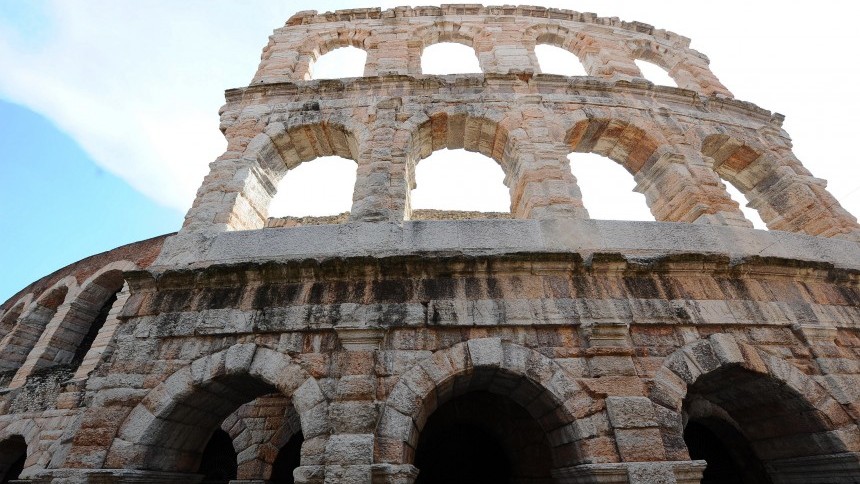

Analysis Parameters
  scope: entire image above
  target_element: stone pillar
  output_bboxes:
[580,321,636,378]
[668,55,732,98]
[182,157,276,232]
[485,27,538,73]
[508,113,590,221]
[364,34,408,76]
[297,326,387,484]
[634,149,752,227]
[349,99,411,222]
[576,36,641,82]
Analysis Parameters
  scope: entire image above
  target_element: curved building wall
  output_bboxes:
[2,5,860,484]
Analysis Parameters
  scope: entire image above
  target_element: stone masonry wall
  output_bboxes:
[3,5,860,484]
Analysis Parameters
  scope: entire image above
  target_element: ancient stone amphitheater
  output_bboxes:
[3,4,860,484]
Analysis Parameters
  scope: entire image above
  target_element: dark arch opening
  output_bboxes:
[270,431,304,484]
[414,391,553,484]
[682,365,854,483]
[684,419,771,484]
[0,436,27,483]
[70,289,118,369]
[198,428,237,484]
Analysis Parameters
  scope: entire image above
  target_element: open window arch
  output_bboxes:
[701,134,773,229]
[526,25,589,76]
[406,111,514,218]
[300,30,371,80]
[412,22,485,75]
[628,41,682,87]
[565,117,661,221]
[309,46,368,80]
[243,120,364,228]
[268,155,358,223]
[0,276,75,374]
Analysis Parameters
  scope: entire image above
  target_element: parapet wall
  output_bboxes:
[255,5,721,95]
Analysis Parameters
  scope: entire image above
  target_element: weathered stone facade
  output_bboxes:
[2,5,860,484]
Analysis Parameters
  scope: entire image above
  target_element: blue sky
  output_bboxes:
[2,1,860,304]
[0,100,182,301]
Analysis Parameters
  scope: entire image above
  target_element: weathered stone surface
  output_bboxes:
[3,4,860,484]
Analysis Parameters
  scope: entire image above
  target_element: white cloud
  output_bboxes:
[1,1,858,224]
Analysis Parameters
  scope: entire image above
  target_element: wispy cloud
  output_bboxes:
[0,1,295,210]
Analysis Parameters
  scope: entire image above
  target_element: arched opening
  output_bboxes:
[408,113,513,219]
[15,269,126,384]
[70,289,117,370]
[270,431,303,484]
[410,149,509,215]
[421,43,481,75]
[0,300,26,337]
[722,180,767,229]
[137,374,282,473]
[415,391,552,484]
[0,285,67,373]
[702,134,770,229]
[221,392,304,482]
[683,365,850,483]
[0,435,26,483]
[257,123,359,228]
[310,46,367,80]
[198,429,237,484]
[535,44,587,76]
[684,419,770,484]
[568,153,653,221]
[268,156,357,224]
[566,117,660,220]
[635,59,677,87]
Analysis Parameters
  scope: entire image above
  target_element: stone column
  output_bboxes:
[634,149,752,227]
[668,54,733,98]
[364,34,409,76]
[295,327,387,484]
[485,26,538,74]
[349,99,411,222]
[576,35,641,82]
[509,115,590,219]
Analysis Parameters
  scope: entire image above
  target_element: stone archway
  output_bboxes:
[652,334,860,482]
[376,338,608,481]
[103,344,329,477]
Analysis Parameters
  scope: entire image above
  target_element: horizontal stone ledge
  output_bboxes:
[25,469,203,484]
[227,74,766,118]
[551,460,706,484]
[153,219,860,274]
